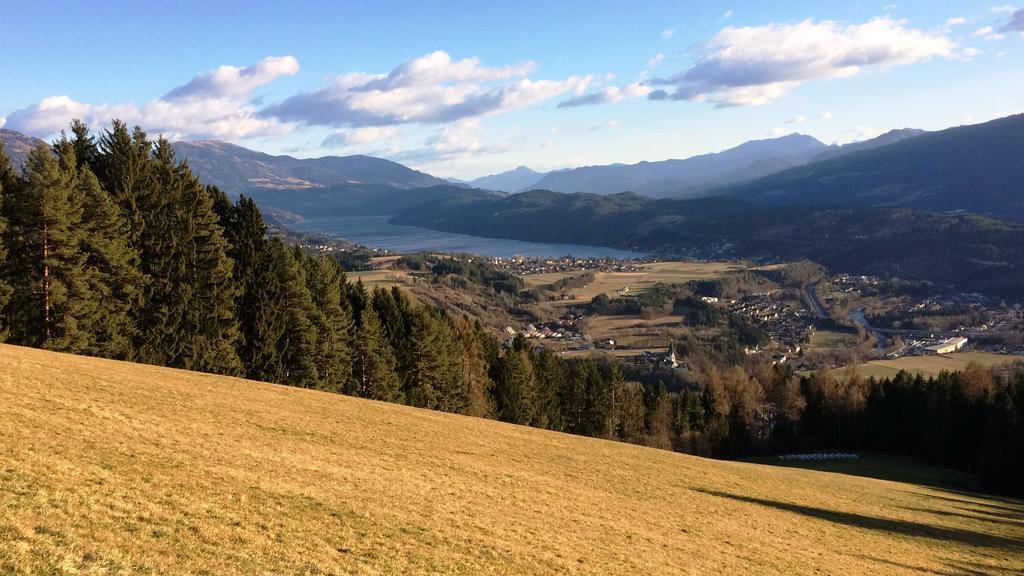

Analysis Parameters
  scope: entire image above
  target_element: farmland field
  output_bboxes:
[850,351,1021,380]
[522,261,742,303]
[347,269,414,292]
[808,329,861,349]
[2,344,1022,574]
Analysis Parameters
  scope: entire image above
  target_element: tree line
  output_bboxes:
[0,121,1020,496]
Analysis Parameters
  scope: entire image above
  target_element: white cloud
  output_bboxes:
[785,115,807,124]
[661,28,675,39]
[975,25,1005,40]
[723,9,734,20]
[945,17,967,26]
[819,111,834,120]
[990,5,1017,14]
[558,82,651,108]
[647,54,666,69]
[649,17,968,107]
[589,120,621,130]
[163,56,299,100]
[322,125,401,148]
[391,118,512,165]
[262,51,585,128]
[4,56,298,140]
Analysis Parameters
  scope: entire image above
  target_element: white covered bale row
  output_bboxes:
[778,453,859,461]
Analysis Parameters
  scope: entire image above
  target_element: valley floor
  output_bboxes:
[1,344,1022,575]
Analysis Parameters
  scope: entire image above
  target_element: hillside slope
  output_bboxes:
[714,114,1024,219]
[171,140,448,194]
[394,190,1024,299]
[0,129,45,169]
[2,344,1022,574]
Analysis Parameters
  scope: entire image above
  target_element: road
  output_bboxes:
[805,283,828,318]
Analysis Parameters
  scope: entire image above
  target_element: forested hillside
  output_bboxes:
[711,114,1024,219]
[394,190,1024,299]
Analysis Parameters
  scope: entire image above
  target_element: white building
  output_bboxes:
[923,336,968,355]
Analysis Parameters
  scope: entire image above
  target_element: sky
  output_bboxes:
[2,0,1023,179]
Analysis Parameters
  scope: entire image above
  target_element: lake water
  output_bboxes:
[290,215,645,258]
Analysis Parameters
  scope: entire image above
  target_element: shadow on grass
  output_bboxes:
[899,506,1024,529]
[901,492,1024,517]
[695,489,1023,552]
[851,555,987,576]
[749,453,982,492]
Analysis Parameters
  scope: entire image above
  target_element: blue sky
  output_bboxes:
[2,0,1022,178]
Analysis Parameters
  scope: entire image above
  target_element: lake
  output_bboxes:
[289,215,645,258]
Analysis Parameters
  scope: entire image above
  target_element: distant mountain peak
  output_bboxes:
[171,139,447,194]
[466,165,547,193]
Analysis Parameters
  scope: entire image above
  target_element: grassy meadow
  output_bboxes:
[2,344,1022,574]
[523,261,740,303]
[850,351,1020,380]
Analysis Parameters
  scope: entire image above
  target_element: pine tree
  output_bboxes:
[96,121,153,245]
[134,138,241,374]
[3,144,89,350]
[455,315,494,418]
[561,361,589,434]
[271,243,319,387]
[303,254,354,393]
[533,349,566,429]
[0,143,15,339]
[352,308,402,402]
[495,348,538,425]
[372,286,413,379]
[54,139,142,358]
[404,307,464,412]
[220,195,280,380]
[348,279,369,326]
[69,118,99,173]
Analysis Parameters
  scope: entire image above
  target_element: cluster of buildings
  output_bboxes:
[490,256,644,276]
[724,294,817,349]
[504,308,586,343]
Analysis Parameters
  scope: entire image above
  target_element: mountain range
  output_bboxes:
[717,114,1024,219]
[170,140,448,193]
[2,113,1020,221]
[462,129,926,197]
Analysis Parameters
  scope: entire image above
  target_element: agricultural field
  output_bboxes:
[2,344,1022,574]
[807,329,861,350]
[523,261,741,303]
[849,351,1022,380]
[347,269,414,292]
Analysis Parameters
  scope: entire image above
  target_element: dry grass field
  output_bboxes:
[347,269,414,292]
[2,344,1023,575]
[808,329,861,350]
[850,351,1021,380]
[523,261,740,303]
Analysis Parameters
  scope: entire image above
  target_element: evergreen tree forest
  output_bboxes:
[0,121,1021,496]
